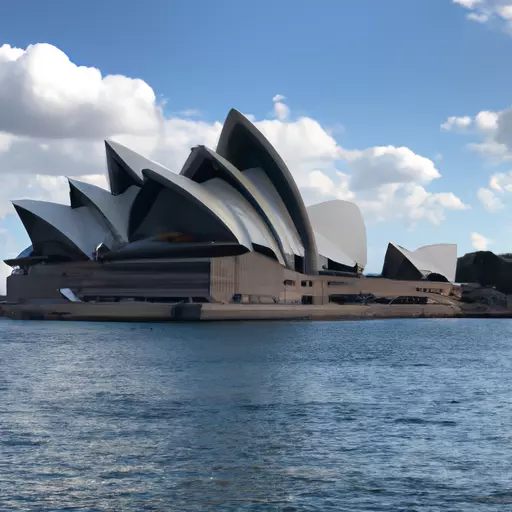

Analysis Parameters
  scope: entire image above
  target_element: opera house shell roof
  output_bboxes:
[382,242,457,283]
[6,109,369,276]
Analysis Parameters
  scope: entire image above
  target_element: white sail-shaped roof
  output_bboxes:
[217,109,317,273]
[180,145,296,266]
[142,168,254,250]
[12,200,111,259]
[307,200,367,269]
[243,167,304,258]
[313,230,355,269]
[384,242,457,282]
[68,178,139,242]
[115,143,256,251]
[105,140,145,195]
[412,244,457,283]
[202,178,285,264]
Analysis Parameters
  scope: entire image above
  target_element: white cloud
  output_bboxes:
[398,185,468,225]
[468,11,490,22]
[341,146,441,191]
[309,170,354,200]
[272,94,290,121]
[453,0,482,8]
[318,180,467,226]
[0,43,162,139]
[180,109,201,117]
[453,0,512,30]
[498,4,512,19]
[441,107,512,162]
[273,101,290,121]
[441,115,473,131]
[471,231,492,251]
[477,187,504,211]
[0,132,14,152]
[490,171,512,191]
[0,42,468,284]
[475,110,499,131]
[441,111,498,133]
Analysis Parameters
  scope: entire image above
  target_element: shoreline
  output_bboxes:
[1,301,508,322]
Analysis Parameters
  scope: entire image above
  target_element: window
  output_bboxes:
[301,280,313,287]
[284,279,296,286]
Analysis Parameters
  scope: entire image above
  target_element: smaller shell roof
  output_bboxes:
[105,140,145,195]
[313,230,355,268]
[388,242,457,282]
[307,199,367,269]
[12,199,110,259]
[68,178,139,242]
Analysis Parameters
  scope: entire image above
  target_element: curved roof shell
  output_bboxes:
[217,109,318,273]
[181,145,290,265]
[12,200,111,260]
[313,230,356,269]
[242,167,304,260]
[128,157,255,251]
[382,242,457,282]
[68,178,139,243]
[307,200,367,269]
[202,178,285,265]
[413,244,457,284]
[105,140,145,195]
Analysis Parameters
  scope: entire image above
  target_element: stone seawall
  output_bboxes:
[0,301,462,322]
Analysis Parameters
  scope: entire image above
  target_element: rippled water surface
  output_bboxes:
[1,318,512,511]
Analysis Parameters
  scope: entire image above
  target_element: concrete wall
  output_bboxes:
[7,259,211,303]
[210,253,454,306]
[210,252,286,303]
[314,276,453,304]
[7,252,454,305]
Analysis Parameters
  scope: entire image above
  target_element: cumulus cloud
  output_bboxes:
[477,187,504,211]
[441,116,473,131]
[441,105,512,162]
[0,43,162,139]
[454,0,483,7]
[468,11,490,22]
[308,170,354,200]
[453,0,512,30]
[0,42,469,292]
[341,146,441,191]
[476,110,499,131]
[490,170,512,191]
[471,231,492,251]
[272,94,290,121]
[355,183,467,226]
[441,110,498,133]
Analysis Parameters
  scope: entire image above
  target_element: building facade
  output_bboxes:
[4,109,456,305]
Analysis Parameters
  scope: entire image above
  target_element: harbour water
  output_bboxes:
[0,318,511,511]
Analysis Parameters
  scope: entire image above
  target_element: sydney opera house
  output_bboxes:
[4,109,458,307]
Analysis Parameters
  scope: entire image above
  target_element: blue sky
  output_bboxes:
[1,0,512,286]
